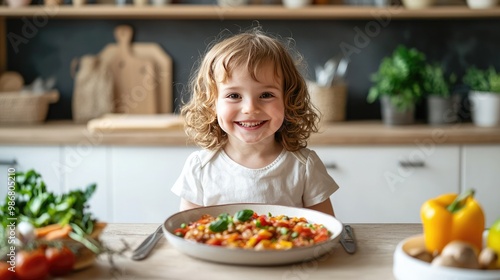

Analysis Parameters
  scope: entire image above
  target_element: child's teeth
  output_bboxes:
[239,122,262,127]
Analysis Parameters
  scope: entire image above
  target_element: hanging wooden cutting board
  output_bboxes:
[100,25,173,114]
[99,25,157,114]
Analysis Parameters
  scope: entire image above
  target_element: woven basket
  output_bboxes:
[0,90,59,124]
[308,82,347,123]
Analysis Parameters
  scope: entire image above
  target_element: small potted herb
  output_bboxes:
[422,63,458,125]
[367,45,426,125]
[463,66,500,127]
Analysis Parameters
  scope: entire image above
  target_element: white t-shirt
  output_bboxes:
[171,148,339,208]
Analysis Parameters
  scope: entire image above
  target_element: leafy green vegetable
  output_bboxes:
[208,213,233,233]
[0,169,97,235]
[234,209,254,222]
[422,63,456,98]
[209,219,229,233]
[463,66,500,93]
[367,45,426,110]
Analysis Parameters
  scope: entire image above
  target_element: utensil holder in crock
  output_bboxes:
[308,81,347,123]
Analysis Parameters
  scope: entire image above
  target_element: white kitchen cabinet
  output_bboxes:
[462,145,500,228]
[110,146,197,223]
[313,145,460,223]
[62,145,110,222]
[0,146,63,200]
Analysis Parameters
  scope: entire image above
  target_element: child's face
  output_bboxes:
[215,62,285,146]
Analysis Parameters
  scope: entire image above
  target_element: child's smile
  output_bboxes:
[235,120,267,129]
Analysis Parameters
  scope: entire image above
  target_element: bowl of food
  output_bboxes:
[163,203,343,265]
[394,234,500,280]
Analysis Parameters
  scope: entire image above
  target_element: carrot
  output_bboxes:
[44,224,72,240]
[35,224,63,238]
[90,222,107,239]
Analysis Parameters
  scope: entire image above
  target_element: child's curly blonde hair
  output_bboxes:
[181,28,319,152]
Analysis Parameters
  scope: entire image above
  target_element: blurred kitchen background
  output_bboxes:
[4,0,500,121]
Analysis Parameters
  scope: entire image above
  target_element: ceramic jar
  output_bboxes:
[6,0,31,7]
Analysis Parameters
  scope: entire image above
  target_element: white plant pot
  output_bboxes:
[401,0,435,9]
[469,91,500,127]
[466,0,498,9]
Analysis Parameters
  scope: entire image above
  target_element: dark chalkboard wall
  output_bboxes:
[6,17,500,121]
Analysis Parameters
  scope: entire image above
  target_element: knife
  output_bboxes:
[339,224,357,254]
[131,225,164,261]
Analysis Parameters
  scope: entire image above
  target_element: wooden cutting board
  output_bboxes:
[100,25,173,114]
[99,25,158,114]
[87,113,184,133]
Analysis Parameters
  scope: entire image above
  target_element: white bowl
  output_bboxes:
[393,234,500,280]
[163,203,343,266]
[282,0,312,8]
[466,0,498,9]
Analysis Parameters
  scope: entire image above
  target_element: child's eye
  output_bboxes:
[260,92,274,99]
[226,93,240,99]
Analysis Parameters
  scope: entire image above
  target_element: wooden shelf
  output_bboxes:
[1,121,500,146]
[1,5,500,20]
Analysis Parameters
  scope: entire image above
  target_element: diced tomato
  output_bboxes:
[293,225,304,233]
[317,227,329,235]
[300,227,313,237]
[258,215,271,227]
[275,220,291,227]
[174,228,188,237]
[313,234,329,243]
[196,218,211,224]
[206,238,223,246]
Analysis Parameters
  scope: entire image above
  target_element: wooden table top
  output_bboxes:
[67,223,422,280]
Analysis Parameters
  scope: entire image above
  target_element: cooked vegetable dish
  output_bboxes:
[173,209,332,250]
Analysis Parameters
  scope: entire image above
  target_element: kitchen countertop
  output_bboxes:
[67,223,422,280]
[1,120,500,146]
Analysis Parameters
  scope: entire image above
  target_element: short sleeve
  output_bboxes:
[171,151,204,205]
[302,150,339,207]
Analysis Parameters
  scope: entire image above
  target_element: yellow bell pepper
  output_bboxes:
[487,218,500,268]
[420,189,485,254]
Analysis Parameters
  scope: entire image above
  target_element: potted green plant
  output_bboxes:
[422,63,458,125]
[367,45,426,125]
[463,66,500,127]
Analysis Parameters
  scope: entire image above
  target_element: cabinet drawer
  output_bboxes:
[62,145,109,222]
[462,145,500,227]
[110,146,197,223]
[313,145,460,223]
